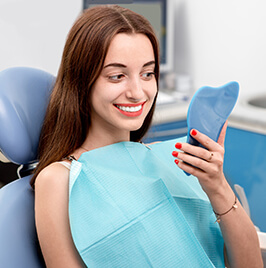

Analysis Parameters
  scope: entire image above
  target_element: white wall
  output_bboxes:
[0,0,82,75]
[174,0,266,98]
[1,0,266,99]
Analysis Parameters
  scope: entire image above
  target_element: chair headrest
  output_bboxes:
[0,67,55,165]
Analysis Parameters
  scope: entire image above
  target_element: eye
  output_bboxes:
[108,74,125,82]
[141,72,155,80]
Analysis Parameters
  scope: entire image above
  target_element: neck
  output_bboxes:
[81,127,130,152]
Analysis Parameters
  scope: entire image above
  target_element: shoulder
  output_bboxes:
[34,162,70,223]
[34,162,71,241]
[34,162,71,211]
[34,162,85,267]
[35,162,70,191]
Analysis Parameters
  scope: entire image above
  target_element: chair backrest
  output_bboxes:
[0,67,55,267]
[0,176,45,267]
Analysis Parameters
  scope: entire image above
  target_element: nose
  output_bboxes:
[125,76,145,101]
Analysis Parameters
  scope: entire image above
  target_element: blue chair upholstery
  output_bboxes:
[0,67,55,267]
[0,176,45,267]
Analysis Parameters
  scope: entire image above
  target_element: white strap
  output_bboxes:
[57,161,71,170]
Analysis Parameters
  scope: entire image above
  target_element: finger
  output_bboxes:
[174,142,214,163]
[176,159,205,178]
[217,120,228,147]
[189,129,219,151]
[175,151,216,172]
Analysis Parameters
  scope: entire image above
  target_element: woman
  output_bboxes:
[32,5,262,267]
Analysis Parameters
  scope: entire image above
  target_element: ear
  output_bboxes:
[217,120,228,147]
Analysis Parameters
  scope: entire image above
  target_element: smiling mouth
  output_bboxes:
[115,104,142,112]
[114,102,146,117]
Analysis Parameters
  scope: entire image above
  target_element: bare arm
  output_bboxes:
[35,163,85,268]
[173,122,263,267]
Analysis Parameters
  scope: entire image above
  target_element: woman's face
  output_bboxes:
[90,33,157,141]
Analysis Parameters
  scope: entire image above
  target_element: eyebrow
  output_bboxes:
[103,60,155,69]
[143,60,156,68]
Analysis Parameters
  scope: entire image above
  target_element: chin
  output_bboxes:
[127,122,145,132]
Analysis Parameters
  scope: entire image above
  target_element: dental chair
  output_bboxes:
[1,67,265,267]
[0,67,55,267]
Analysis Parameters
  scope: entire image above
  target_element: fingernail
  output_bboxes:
[175,143,182,149]
[174,159,179,165]
[191,129,197,136]
[172,151,178,157]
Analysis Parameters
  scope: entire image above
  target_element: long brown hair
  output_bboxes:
[31,5,160,187]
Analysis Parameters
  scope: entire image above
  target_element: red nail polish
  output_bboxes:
[174,159,179,165]
[172,151,178,157]
[191,129,197,136]
[175,143,182,149]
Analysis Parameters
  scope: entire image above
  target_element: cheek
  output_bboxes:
[91,84,114,107]
[148,83,158,101]
[145,85,157,112]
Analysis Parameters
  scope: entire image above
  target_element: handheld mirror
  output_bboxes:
[185,81,239,175]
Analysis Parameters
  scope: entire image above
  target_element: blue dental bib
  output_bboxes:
[68,138,225,267]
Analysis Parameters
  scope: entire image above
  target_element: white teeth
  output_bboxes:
[116,104,142,112]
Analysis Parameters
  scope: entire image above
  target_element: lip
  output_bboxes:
[114,101,146,117]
